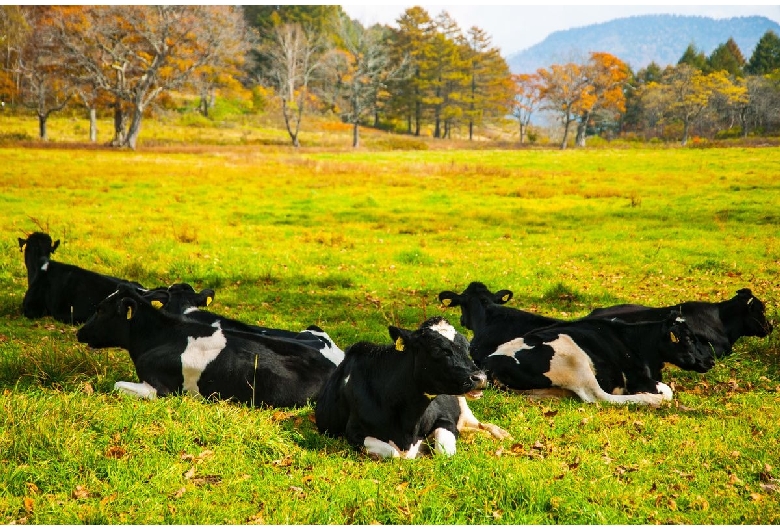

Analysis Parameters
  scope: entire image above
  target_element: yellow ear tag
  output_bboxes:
[395,337,405,352]
[670,332,678,343]
[206,296,213,306]
[442,299,452,307]
[502,294,510,302]
[151,300,163,309]
[126,307,133,320]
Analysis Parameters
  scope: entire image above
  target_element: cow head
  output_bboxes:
[389,316,487,398]
[76,285,144,349]
[438,282,513,331]
[140,283,215,315]
[735,288,773,338]
[19,232,59,285]
[22,256,51,319]
[661,311,715,373]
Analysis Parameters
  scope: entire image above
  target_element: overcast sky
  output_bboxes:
[339,4,780,56]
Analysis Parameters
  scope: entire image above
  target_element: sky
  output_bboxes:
[339,4,780,57]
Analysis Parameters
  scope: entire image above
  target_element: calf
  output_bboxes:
[586,288,773,358]
[438,282,563,366]
[18,232,59,286]
[315,317,509,459]
[483,312,714,406]
[22,255,145,324]
[142,285,344,366]
[76,285,336,408]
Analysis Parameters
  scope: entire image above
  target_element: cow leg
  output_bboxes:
[430,428,457,456]
[114,381,158,399]
[455,396,511,440]
[363,437,401,458]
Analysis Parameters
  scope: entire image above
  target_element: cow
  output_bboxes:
[438,282,563,366]
[76,284,337,408]
[22,254,146,325]
[315,316,510,459]
[141,285,344,366]
[481,312,714,406]
[586,288,773,358]
[18,232,59,286]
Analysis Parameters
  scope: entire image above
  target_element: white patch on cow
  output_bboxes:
[343,374,350,386]
[489,337,534,361]
[432,428,457,456]
[301,329,345,366]
[41,261,49,271]
[656,382,673,401]
[543,334,665,407]
[428,320,457,341]
[675,317,686,323]
[180,323,227,396]
[363,437,422,459]
[455,396,511,439]
[183,307,199,315]
[114,381,157,399]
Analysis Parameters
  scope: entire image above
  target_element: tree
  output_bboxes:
[538,62,589,149]
[17,7,73,140]
[0,6,29,105]
[324,15,407,147]
[678,43,708,72]
[50,6,248,149]
[745,30,780,75]
[463,26,513,141]
[708,38,745,77]
[511,72,542,144]
[258,22,323,147]
[574,52,629,147]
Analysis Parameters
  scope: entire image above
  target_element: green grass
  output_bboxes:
[0,118,779,523]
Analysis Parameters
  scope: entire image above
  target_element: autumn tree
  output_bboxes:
[574,52,629,147]
[0,6,29,105]
[708,38,745,77]
[511,72,543,144]
[50,6,248,149]
[463,26,513,141]
[257,22,324,147]
[323,15,408,147]
[538,62,589,149]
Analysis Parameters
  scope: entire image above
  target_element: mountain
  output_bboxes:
[507,15,780,74]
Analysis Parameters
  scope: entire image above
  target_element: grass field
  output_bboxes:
[0,116,779,524]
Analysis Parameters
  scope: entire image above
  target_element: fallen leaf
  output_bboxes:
[23,497,34,513]
[72,485,89,500]
[26,483,39,495]
[170,487,186,499]
[543,409,558,417]
[302,475,314,484]
[272,411,294,422]
[184,467,196,480]
[760,483,780,494]
[100,493,118,506]
[750,493,763,502]
[105,446,126,459]
[272,456,293,467]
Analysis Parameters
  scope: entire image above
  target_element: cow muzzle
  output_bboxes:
[465,372,488,399]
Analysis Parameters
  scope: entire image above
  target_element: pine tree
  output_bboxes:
[678,43,708,72]
[708,38,745,77]
[745,30,780,75]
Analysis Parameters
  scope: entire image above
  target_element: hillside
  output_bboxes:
[507,14,780,73]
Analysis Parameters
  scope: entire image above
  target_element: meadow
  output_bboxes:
[0,115,779,523]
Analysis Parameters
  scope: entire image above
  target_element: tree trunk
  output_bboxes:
[681,118,690,146]
[519,122,526,145]
[352,121,360,148]
[469,120,473,141]
[89,108,97,143]
[414,100,421,136]
[560,121,571,150]
[113,101,126,146]
[125,106,144,150]
[38,113,47,141]
[575,111,589,148]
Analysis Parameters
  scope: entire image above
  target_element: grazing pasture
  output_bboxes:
[0,131,779,523]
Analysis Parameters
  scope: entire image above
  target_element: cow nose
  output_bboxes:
[470,372,487,389]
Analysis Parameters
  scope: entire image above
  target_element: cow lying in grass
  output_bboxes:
[483,312,714,406]
[142,284,344,367]
[18,232,59,286]
[587,288,774,358]
[77,285,336,408]
[315,316,509,459]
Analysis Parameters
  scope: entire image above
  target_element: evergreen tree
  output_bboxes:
[708,38,745,77]
[678,43,708,72]
[746,30,780,75]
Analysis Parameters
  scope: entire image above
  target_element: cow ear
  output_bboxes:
[438,291,460,308]
[121,298,138,320]
[201,289,216,307]
[388,326,411,352]
[51,240,60,253]
[494,290,513,304]
[18,238,26,251]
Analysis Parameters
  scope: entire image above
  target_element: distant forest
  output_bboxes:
[2,6,780,149]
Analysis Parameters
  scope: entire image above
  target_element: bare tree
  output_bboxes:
[258,23,323,148]
[511,72,543,144]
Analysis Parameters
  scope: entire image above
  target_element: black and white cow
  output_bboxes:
[141,285,344,366]
[22,254,145,325]
[438,282,563,366]
[76,285,336,408]
[315,316,509,459]
[586,288,773,358]
[18,232,60,286]
[482,312,714,406]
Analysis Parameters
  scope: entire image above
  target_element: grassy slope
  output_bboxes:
[0,117,778,523]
